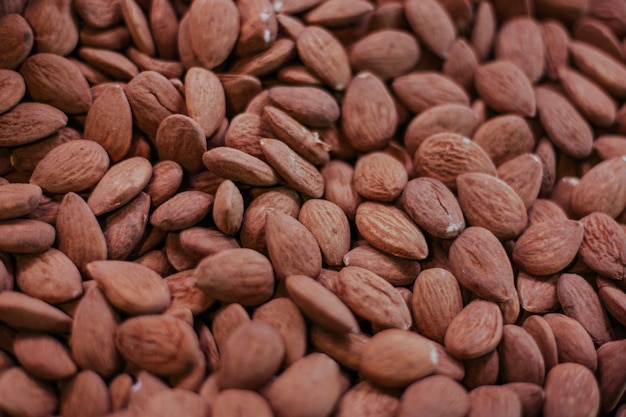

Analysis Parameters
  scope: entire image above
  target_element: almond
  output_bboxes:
[309,325,370,370]
[335,381,399,417]
[444,299,503,360]
[494,17,545,82]
[155,114,207,174]
[569,40,626,98]
[474,60,536,117]
[103,192,151,260]
[404,0,455,59]
[298,199,350,267]
[497,324,545,385]
[471,1,496,61]
[185,67,225,138]
[150,191,213,231]
[14,331,77,380]
[304,0,373,27]
[267,85,339,129]
[58,370,111,417]
[540,20,570,80]
[0,290,72,334]
[571,156,626,218]
[343,245,421,287]
[522,314,559,373]
[597,339,626,413]
[467,385,522,417]
[296,26,351,91]
[559,66,617,128]
[0,102,67,147]
[0,183,41,220]
[212,179,244,236]
[597,277,626,327]
[472,114,535,166]
[0,69,25,114]
[0,218,55,254]
[543,363,600,417]
[578,212,626,280]
[188,0,240,69]
[212,389,273,417]
[202,146,280,186]
[0,367,57,417]
[224,112,274,159]
[354,151,407,202]
[397,375,469,417]
[392,72,470,114]
[544,313,598,371]
[0,13,33,69]
[321,160,361,220]
[496,153,543,209]
[211,303,251,353]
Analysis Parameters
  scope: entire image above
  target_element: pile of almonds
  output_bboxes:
[1,0,626,415]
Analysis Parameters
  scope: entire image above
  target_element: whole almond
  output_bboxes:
[0,102,67,147]
[224,112,274,159]
[188,0,240,69]
[267,85,339,128]
[471,1,496,61]
[150,191,213,231]
[235,0,277,57]
[212,179,244,236]
[335,381,399,417]
[309,326,370,370]
[14,331,77,380]
[495,17,545,82]
[58,370,111,417]
[359,328,437,388]
[321,160,361,220]
[185,67,225,138]
[343,245,421,287]
[0,367,57,417]
[570,156,626,218]
[298,199,350,266]
[405,0,455,59]
[195,248,274,306]
[559,66,617,128]
[597,277,626,327]
[544,313,598,371]
[467,385,522,417]
[397,375,469,417]
[444,299,503,360]
[212,389,273,417]
[578,212,626,280]
[0,183,41,220]
[474,60,536,117]
[0,69,25,114]
[442,39,479,94]
[297,26,351,91]
[0,291,72,334]
[155,114,207,174]
[543,363,600,417]
[392,72,470,114]
[498,324,546,385]
[569,41,626,98]
[541,20,569,80]
[202,146,280,187]
[0,13,33,69]
[304,0,372,27]
[0,218,55,254]
[597,339,626,413]
[23,0,78,56]
[513,220,584,275]
[472,114,535,166]
[496,153,543,209]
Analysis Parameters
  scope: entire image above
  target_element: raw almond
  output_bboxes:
[335,381,399,417]
[474,60,536,117]
[185,67,225,138]
[296,26,351,91]
[0,102,67,146]
[569,41,626,98]
[578,212,626,280]
[543,363,600,417]
[404,0,455,59]
[467,385,522,417]
[155,114,207,174]
[14,331,77,380]
[444,299,503,360]
[267,85,339,128]
[343,245,421,287]
[570,156,626,218]
[472,114,535,166]
[392,72,470,114]
[298,199,350,267]
[202,146,280,186]
[494,17,545,82]
[397,375,469,417]
[497,324,545,385]
[544,313,598,371]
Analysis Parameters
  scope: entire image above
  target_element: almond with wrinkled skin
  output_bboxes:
[449,227,515,303]
[513,220,584,276]
[559,66,616,128]
[116,314,200,376]
[188,0,240,69]
[231,37,297,78]
[544,313,598,371]
[0,218,55,254]
[354,152,407,202]
[575,18,622,60]
[557,273,613,345]
[578,212,626,280]
[534,86,594,159]
[260,138,325,198]
[224,112,274,159]
[150,191,213,231]
[262,353,342,417]
[594,135,626,160]
[571,156,626,218]
[211,303,251,353]
[473,114,535,167]
[212,179,244,236]
[518,270,558,313]
[155,114,207,174]
[56,192,107,272]
[267,85,339,128]
[569,41,626,98]
[0,183,41,220]
[442,39,478,94]
[543,363,600,417]
[343,245,420,287]
[297,26,351,91]
[298,199,350,267]
[392,72,470,114]
[86,260,171,315]
[342,72,397,152]
[309,326,369,370]
[219,73,262,115]
[414,133,496,189]
[444,299,503,360]
[87,157,152,216]
[503,382,545,417]
[304,0,373,27]
[103,192,150,260]
[185,67,225,138]
[14,331,77,380]
[78,47,138,81]
[202,146,280,186]
[355,202,428,260]
[397,375,469,417]
[412,268,463,344]
[195,248,274,306]
[359,328,437,388]
[263,106,330,165]
[286,274,359,333]
[0,102,67,147]
[31,140,109,194]
[497,153,543,209]
[20,53,92,114]
[235,0,277,57]
[405,0,455,59]
[495,17,545,82]
[456,172,527,240]
[597,277,626,326]
[24,0,78,56]
[540,20,569,80]
[0,291,72,334]
[471,1,496,61]
[15,248,82,305]
[84,84,132,162]
[253,297,307,366]
[498,325,546,385]
[265,209,322,280]
[522,314,559,373]
[0,13,33,70]
[59,370,111,417]
[219,321,285,390]
[120,0,154,56]
[0,367,57,417]
[335,381,399,417]
[0,69,25,114]
[212,389,273,417]
[338,266,412,330]
[321,160,360,220]
[349,29,419,81]
[528,199,568,226]
[467,385,522,417]
[475,60,536,117]
[463,354,499,388]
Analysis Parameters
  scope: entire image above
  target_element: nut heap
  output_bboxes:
[1,0,626,416]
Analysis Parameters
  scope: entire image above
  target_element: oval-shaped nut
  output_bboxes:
[30,139,109,194]
[557,273,613,345]
[185,67,225,138]
[597,277,626,327]
[472,114,535,167]
[392,72,470,114]
[150,191,214,231]
[497,324,545,386]
[578,212,626,280]
[449,227,516,303]
[474,60,536,117]
[544,313,598,371]
[412,268,463,345]
[571,156,626,219]
[0,367,57,417]
[0,14,34,70]
[543,363,600,417]
[14,331,77,380]
[559,66,617,128]
[155,114,207,174]
[219,321,285,390]
[456,172,527,240]
[194,248,275,306]
[58,370,111,417]
[86,260,171,315]
[212,179,244,236]
[496,153,543,209]
[495,17,545,82]
[0,69,26,114]
[321,160,360,220]
[467,385,522,417]
[355,202,428,260]
[262,353,342,417]
[267,85,339,128]
[338,266,412,330]
[145,160,184,208]
[296,26,351,91]
[335,380,400,417]
[266,210,322,280]
[0,291,72,334]
[286,274,359,333]
[396,375,470,417]
[115,314,200,376]
[569,41,626,98]
[212,389,273,417]
[202,146,280,187]
[414,133,497,189]
[309,326,370,371]
[298,199,350,267]
[359,328,437,388]
[517,272,559,314]
[405,0,455,59]
[15,248,83,304]
[0,102,67,147]
[0,183,41,221]
[0,219,55,254]
[343,245,420,287]
[354,152,407,202]
[513,220,584,276]
[444,299,503,360]
[71,285,122,379]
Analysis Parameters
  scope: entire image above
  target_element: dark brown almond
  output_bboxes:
[0,69,25,115]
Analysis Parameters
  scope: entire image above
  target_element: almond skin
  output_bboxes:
[404,0,455,59]
[397,375,469,417]
[392,72,470,114]
[570,156,626,218]
[474,60,536,117]
[497,325,546,386]
[543,363,600,417]
[0,102,68,147]
[578,212,626,280]
[296,26,351,91]
[298,199,350,267]
[354,151,407,202]
[495,17,545,82]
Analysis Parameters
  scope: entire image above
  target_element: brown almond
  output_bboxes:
[212,389,273,417]
[195,248,274,306]
[544,313,598,371]
[444,299,503,360]
[235,0,277,57]
[0,291,72,334]
[343,245,421,287]
[0,367,57,417]
[265,209,322,280]
[297,26,351,91]
[224,112,274,159]
[467,385,522,417]
[405,0,455,59]
[578,212,626,280]
[0,218,54,254]
[0,183,41,220]
[543,363,600,417]
[397,375,469,417]
[473,114,535,166]
[267,85,339,128]
[559,66,617,128]
[392,72,470,114]
[335,381,399,417]
[498,324,545,385]
[0,14,33,69]
[78,47,138,81]
[155,114,207,174]
[58,370,111,417]
[494,17,545,82]
[540,20,570,80]
[150,191,213,231]
[304,0,373,27]
[298,199,350,267]
[471,1,496,61]
[570,156,626,218]
[569,41,626,98]
[309,326,370,370]
[338,266,412,330]
[24,0,78,56]
[231,37,296,77]
[597,339,626,413]
[188,0,240,69]
[597,277,626,327]
[497,153,543,209]
[202,146,280,186]
[321,160,361,220]
[353,152,407,202]
[0,102,67,147]
[103,192,151,260]
[513,220,584,276]
[359,328,437,388]
[185,67,225,138]
[14,331,77,380]
[211,303,251,353]
[474,60,536,117]
[212,179,244,236]
[0,69,25,114]
[456,172,527,240]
